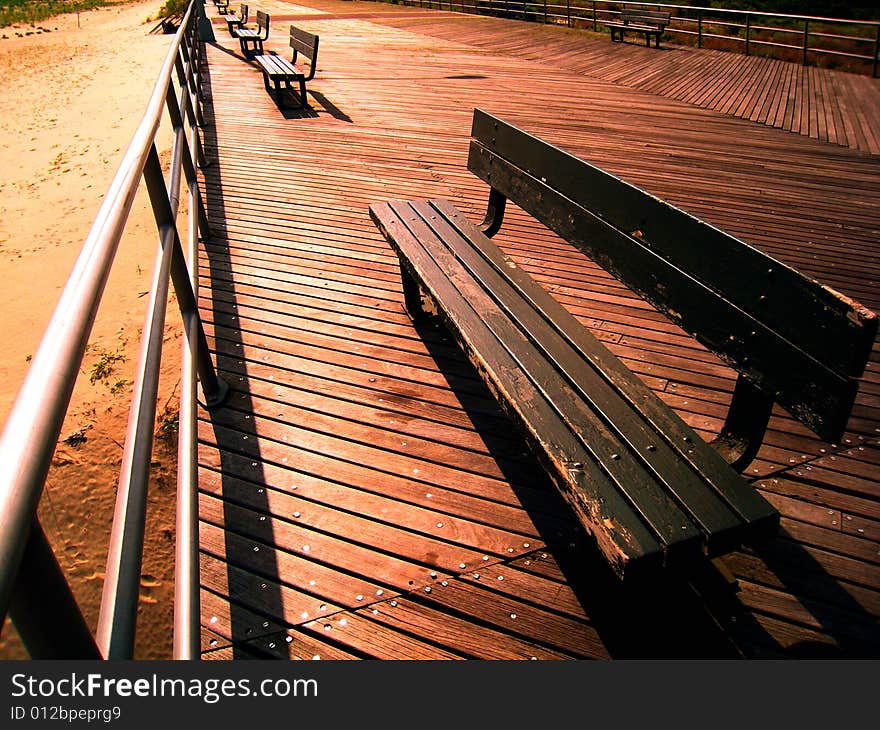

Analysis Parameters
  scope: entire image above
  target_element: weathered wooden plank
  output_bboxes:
[735,580,880,648]
[204,631,358,660]
[301,610,464,659]
[200,490,518,586]
[200,551,344,628]
[350,596,584,659]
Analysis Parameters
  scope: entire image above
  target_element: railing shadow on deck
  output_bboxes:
[197,57,291,659]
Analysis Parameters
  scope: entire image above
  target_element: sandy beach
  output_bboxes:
[0,0,184,659]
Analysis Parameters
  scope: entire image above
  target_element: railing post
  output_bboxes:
[745,13,750,56]
[873,24,878,77]
[697,9,702,48]
[195,0,215,42]
[593,1,597,32]
[174,106,206,661]
[566,0,570,28]
[802,18,809,66]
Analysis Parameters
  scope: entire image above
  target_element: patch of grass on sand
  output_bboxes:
[0,1,131,29]
[156,0,187,16]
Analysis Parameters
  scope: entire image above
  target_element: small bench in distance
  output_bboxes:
[221,3,247,36]
[254,25,319,110]
[607,10,671,48]
[235,9,269,60]
[369,109,877,581]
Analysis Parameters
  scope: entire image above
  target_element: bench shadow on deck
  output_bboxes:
[195,0,880,660]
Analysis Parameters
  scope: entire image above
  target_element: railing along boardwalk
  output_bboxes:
[197,0,879,659]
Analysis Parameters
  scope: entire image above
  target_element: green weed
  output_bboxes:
[89,347,126,384]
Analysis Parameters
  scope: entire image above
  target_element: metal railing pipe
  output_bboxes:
[96,153,178,658]
[174,309,201,660]
[174,114,204,661]
[96,93,194,654]
[97,26,219,655]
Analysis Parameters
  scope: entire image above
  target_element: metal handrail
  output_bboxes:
[396,0,880,77]
[0,0,225,659]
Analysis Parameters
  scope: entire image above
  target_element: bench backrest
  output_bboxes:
[467,109,877,443]
[623,10,670,27]
[237,4,248,23]
[256,10,269,32]
[290,25,320,78]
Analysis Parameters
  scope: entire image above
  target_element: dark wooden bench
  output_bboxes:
[607,10,671,48]
[221,3,247,36]
[369,109,877,580]
[253,25,320,109]
[213,0,229,13]
[235,9,269,60]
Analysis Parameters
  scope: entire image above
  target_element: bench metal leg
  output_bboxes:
[480,188,507,238]
[710,374,775,472]
[299,78,308,108]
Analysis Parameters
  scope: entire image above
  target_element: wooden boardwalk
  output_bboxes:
[370,6,880,154]
[197,0,880,659]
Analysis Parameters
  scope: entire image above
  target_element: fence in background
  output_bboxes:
[390,0,880,76]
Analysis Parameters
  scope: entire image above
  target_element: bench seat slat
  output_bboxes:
[608,23,662,32]
[419,202,742,543]
[468,136,863,442]
[255,55,304,79]
[429,199,778,541]
[372,201,668,578]
[403,201,715,552]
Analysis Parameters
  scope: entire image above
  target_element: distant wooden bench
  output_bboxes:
[369,109,877,580]
[254,25,320,109]
[221,3,247,36]
[212,0,229,13]
[235,9,269,60]
[607,10,671,48]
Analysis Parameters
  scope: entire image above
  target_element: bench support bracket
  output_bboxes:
[711,374,774,472]
[399,262,436,325]
[480,188,507,238]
